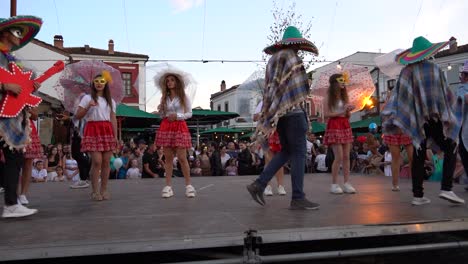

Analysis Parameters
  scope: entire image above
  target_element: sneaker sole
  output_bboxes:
[2,209,38,218]
[162,194,174,198]
[289,206,320,210]
[246,185,265,206]
[439,194,465,204]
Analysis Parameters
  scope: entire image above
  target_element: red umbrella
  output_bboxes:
[55,60,124,113]
[311,63,376,112]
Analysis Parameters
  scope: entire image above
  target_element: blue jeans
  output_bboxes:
[255,111,308,200]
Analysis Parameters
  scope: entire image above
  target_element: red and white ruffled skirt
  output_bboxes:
[383,133,412,146]
[323,117,353,145]
[268,131,281,153]
[155,118,192,148]
[81,121,116,152]
[24,120,43,159]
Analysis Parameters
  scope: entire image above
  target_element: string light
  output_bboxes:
[336,61,342,70]
[448,63,452,70]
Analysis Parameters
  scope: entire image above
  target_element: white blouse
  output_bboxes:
[161,95,192,120]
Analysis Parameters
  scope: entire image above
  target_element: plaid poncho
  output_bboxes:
[381,61,460,149]
[455,83,468,148]
[256,49,309,137]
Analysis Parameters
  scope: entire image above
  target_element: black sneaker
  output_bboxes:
[289,199,320,210]
[246,182,265,206]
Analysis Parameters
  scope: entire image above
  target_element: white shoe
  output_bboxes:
[392,185,400,192]
[2,204,38,218]
[343,182,356,194]
[277,185,287,196]
[330,184,343,194]
[0,187,4,193]
[412,197,431,206]
[439,191,465,204]
[70,180,90,189]
[185,185,196,198]
[18,195,29,205]
[161,186,174,198]
[264,185,273,196]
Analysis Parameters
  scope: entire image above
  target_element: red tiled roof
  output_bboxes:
[63,46,149,59]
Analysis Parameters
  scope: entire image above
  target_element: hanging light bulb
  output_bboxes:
[447,64,452,70]
[336,61,342,70]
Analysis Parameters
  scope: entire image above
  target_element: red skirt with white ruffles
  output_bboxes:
[24,120,43,159]
[383,133,412,146]
[155,118,191,148]
[81,121,116,152]
[323,117,353,145]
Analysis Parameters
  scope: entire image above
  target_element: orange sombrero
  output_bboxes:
[395,36,451,65]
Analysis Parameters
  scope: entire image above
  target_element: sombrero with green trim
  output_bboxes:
[395,36,450,65]
[263,26,318,55]
[0,15,42,51]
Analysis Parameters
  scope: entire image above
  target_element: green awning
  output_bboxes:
[311,121,326,133]
[199,127,248,134]
[116,104,160,119]
[350,116,381,129]
[188,109,240,125]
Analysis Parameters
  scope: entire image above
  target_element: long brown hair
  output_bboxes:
[327,73,349,111]
[160,74,188,113]
[91,74,113,109]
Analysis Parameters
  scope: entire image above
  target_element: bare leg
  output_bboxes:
[331,144,344,184]
[389,145,401,187]
[342,143,351,183]
[20,158,33,196]
[176,148,191,185]
[89,152,103,195]
[100,151,112,196]
[163,148,174,186]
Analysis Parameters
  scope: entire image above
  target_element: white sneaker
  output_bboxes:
[392,186,400,192]
[412,197,431,206]
[264,185,273,196]
[277,185,287,196]
[2,204,38,218]
[343,182,356,194]
[439,191,465,204]
[162,186,174,198]
[70,180,90,189]
[330,184,343,194]
[185,185,196,198]
[18,195,29,205]
[0,187,4,193]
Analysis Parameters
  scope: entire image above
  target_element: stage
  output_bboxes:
[1,173,468,263]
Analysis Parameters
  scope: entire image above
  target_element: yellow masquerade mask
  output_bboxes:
[93,77,107,85]
[336,71,350,84]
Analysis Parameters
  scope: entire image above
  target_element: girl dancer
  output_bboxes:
[75,71,117,201]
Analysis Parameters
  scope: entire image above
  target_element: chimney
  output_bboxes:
[108,39,114,55]
[53,35,63,49]
[84,44,90,53]
[220,80,226,91]
[449,36,457,53]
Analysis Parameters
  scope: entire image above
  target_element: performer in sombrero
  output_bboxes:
[0,15,42,218]
[246,26,320,210]
[382,36,464,206]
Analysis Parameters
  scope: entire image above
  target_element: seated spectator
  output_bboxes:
[190,158,202,176]
[32,160,47,182]
[315,146,328,173]
[126,159,142,179]
[225,158,238,176]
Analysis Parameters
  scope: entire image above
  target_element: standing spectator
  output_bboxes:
[237,141,254,175]
[226,141,238,159]
[219,145,231,174]
[209,142,223,176]
[198,147,211,176]
[247,26,320,210]
[315,146,328,173]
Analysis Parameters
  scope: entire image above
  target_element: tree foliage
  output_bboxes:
[264,0,319,71]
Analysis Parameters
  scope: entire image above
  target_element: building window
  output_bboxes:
[122,72,132,97]
[224,102,229,112]
[387,79,396,90]
[305,102,311,116]
[217,105,221,111]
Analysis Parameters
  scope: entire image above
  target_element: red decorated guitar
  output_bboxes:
[0,60,64,117]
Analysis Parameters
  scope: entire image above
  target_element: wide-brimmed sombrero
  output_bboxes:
[263,26,318,55]
[0,15,42,51]
[395,36,450,65]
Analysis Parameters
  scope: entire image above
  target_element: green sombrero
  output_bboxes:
[395,36,450,65]
[263,26,318,55]
[0,15,42,51]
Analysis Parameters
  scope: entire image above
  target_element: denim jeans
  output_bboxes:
[256,111,308,200]
[412,119,456,197]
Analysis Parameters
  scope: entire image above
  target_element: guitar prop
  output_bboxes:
[0,60,65,117]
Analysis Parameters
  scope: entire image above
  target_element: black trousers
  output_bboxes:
[71,133,90,181]
[1,146,24,205]
[412,119,456,197]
